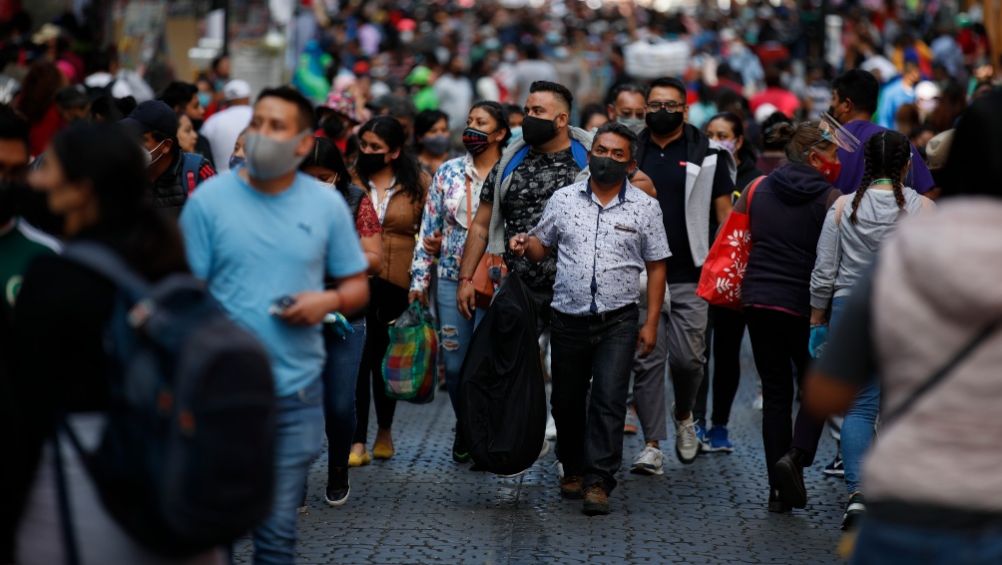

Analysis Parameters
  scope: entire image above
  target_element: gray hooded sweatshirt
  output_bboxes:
[810,186,933,309]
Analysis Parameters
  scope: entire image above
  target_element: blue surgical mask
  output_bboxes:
[197,92,212,108]
[508,126,523,146]
[229,155,245,169]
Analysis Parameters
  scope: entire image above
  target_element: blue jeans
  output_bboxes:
[252,380,324,565]
[853,516,1002,564]
[550,305,639,494]
[832,296,881,494]
[322,320,366,471]
[436,278,484,418]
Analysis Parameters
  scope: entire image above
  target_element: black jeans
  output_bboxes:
[353,277,408,444]
[745,307,825,488]
[695,306,747,427]
[550,305,639,494]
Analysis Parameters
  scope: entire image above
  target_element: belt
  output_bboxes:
[554,303,638,323]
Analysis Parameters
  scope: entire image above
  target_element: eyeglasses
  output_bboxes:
[646,101,686,113]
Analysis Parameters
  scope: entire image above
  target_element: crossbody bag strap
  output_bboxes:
[883,320,1001,427]
[52,428,82,565]
[465,173,472,227]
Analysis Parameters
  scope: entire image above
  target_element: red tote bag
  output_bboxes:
[697,176,765,310]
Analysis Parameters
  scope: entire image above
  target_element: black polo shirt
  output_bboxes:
[641,136,732,284]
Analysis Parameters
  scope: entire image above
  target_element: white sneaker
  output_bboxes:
[752,393,764,411]
[545,414,557,441]
[673,409,700,465]
[630,446,665,476]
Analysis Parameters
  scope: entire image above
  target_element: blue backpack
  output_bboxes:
[500,139,590,183]
[56,242,277,559]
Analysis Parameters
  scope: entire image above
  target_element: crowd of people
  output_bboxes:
[2,1,1002,564]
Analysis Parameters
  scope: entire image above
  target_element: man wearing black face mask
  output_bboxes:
[457,81,592,328]
[509,122,669,515]
[633,77,735,467]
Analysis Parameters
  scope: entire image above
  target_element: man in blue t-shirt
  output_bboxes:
[828,69,937,197]
[180,86,368,564]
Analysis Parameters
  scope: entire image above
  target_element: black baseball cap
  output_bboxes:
[120,100,178,139]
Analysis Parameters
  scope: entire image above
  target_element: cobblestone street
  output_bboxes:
[236,343,846,564]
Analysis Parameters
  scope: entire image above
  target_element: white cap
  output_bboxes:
[754,103,779,124]
[223,79,252,101]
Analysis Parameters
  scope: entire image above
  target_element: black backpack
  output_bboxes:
[460,274,547,476]
[56,242,277,559]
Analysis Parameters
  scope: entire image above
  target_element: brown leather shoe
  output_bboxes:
[559,476,584,500]
[582,485,610,516]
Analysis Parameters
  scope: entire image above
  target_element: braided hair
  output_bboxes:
[850,130,911,224]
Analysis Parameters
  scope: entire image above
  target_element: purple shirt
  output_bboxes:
[833,120,935,195]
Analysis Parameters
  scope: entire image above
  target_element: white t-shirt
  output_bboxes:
[200,105,253,171]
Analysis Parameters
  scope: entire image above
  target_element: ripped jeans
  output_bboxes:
[436,278,485,419]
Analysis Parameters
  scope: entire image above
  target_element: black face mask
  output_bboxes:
[521,115,557,147]
[356,151,389,177]
[589,156,630,187]
[645,110,684,136]
[0,178,19,225]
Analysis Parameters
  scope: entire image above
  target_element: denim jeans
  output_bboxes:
[436,278,485,419]
[252,380,324,565]
[853,516,1002,565]
[322,320,366,472]
[831,295,881,495]
[550,305,639,494]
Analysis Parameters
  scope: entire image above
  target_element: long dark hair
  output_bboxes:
[357,116,424,203]
[300,136,351,195]
[706,111,755,163]
[850,130,911,224]
[939,88,1002,199]
[16,61,63,122]
[50,123,187,278]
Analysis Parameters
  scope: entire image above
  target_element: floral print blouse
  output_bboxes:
[410,155,487,292]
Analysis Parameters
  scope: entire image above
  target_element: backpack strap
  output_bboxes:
[833,195,850,227]
[62,242,150,304]
[569,139,589,170]
[501,145,531,183]
[180,152,203,194]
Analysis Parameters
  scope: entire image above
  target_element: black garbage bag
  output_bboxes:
[459,273,547,476]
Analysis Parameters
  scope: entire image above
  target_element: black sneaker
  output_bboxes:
[768,488,792,513]
[325,467,350,507]
[774,449,808,509]
[823,453,845,478]
[841,492,866,531]
[452,428,471,463]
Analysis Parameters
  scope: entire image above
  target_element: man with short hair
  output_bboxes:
[829,69,936,196]
[200,79,253,170]
[120,100,215,215]
[509,122,669,515]
[875,61,922,131]
[634,77,735,468]
[457,80,593,328]
[180,86,369,564]
[606,83,648,134]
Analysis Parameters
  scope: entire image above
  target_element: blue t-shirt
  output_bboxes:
[180,170,368,397]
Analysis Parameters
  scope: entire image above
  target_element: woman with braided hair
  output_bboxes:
[810,130,934,530]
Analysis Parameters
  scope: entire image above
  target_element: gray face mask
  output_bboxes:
[244,130,309,180]
[617,116,646,135]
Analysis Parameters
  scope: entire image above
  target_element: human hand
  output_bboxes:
[408,289,428,307]
[279,291,338,326]
[509,233,530,257]
[637,322,657,357]
[457,279,477,320]
[423,230,443,255]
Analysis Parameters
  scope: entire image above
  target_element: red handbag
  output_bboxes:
[465,175,507,308]
[697,176,765,309]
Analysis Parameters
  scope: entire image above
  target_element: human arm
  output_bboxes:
[809,203,841,323]
[457,165,499,319]
[410,168,449,303]
[712,154,736,223]
[630,170,657,198]
[713,194,733,224]
[639,260,667,356]
[281,272,369,325]
[508,233,550,262]
[804,268,877,418]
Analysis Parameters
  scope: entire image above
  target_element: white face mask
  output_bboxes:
[718,139,737,155]
[244,130,310,180]
[145,139,167,168]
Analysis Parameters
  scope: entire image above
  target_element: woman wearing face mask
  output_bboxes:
[8,123,218,563]
[299,137,382,505]
[414,109,451,177]
[350,116,429,465]
[733,121,845,514]
[408,101,510,463]
[695,112,765,453]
